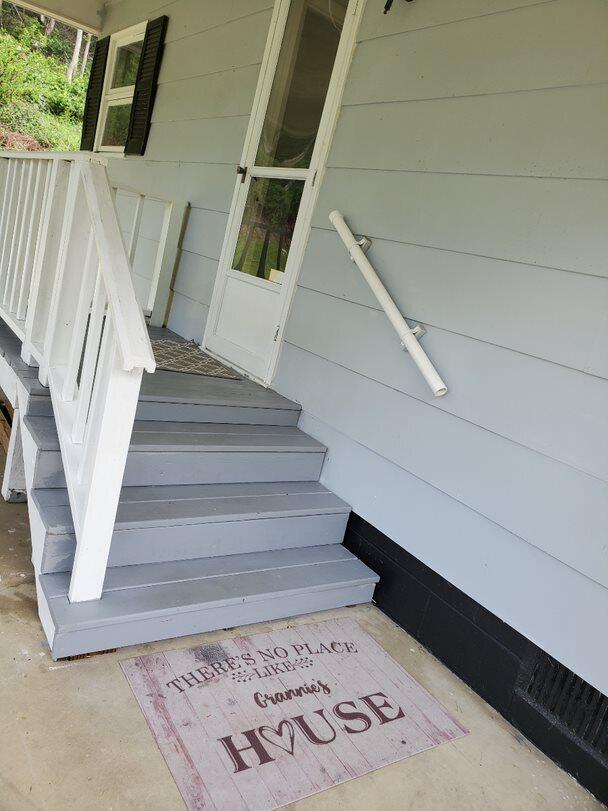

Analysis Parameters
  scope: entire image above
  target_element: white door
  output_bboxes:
[204,0,360,383]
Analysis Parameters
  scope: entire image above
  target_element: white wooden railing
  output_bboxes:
[329,210,448,397]
[0,151,155,602]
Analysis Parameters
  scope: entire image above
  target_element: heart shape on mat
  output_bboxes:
[258,721,296,755]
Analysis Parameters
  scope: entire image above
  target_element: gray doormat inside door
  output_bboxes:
[151,340,241,379]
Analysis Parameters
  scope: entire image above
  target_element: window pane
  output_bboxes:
[111,40,143,88]
[101,104,132,147]
[232,177,304,283]
[255,0,348,169]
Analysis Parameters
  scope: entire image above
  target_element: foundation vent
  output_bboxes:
[519,652,608,760]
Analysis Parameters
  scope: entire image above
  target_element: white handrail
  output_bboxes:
[329,210,447,397]
[0,150,97,161]
[0,151,156,603]
[79,161,155,372]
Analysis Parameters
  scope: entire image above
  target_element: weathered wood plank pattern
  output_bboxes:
[120,620,465,809]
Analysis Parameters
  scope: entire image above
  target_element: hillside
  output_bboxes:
[0,3,94,150]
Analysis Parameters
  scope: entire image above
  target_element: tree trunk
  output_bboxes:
[67,28,83,83]
[45,18,56,36]
[80,33,91,74]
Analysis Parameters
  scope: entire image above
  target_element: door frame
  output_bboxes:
[203,0,365,385]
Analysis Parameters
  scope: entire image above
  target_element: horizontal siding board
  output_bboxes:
[143,116,249,163]
[167,294,208,341]
[152,65,260,122]
[312,169,608,278]
[102,0,176,32]
[298,411,608,697]
[285,286,608,480]
[159,11,271,85]
[275,344,608,589]
[181,208,228,260]
[297,228,608,378]
[332,84,608,179]
[357,0,556,39]
[162,0,273,44]
[344,0,608,105]
[104,0,273,45]
[172,250,217,305]
[107,160,234,211]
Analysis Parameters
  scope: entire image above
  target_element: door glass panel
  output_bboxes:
[232,177,304,283]
[255,0,348,169]
[111,40,143,88]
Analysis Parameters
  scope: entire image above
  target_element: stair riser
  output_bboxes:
[124,451,325,486]
[136,401,299,426]
[33,449,325,488]
[34,450,67,488]
[39,512,350,573]
[49,582,376,658]
[28,396,53,417]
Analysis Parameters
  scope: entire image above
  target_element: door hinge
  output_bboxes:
[273,325,280,342]
[237,165,248,183]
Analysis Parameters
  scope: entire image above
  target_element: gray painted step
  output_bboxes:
[40,544,378,658]
[24,416,326,487]
[32,482,351,573]
[138,369,301,425]
[28,387,299,426]
[26,394,53,417]
[0,327,47,394]
[18,374,48,396]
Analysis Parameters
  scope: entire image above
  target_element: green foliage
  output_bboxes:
[0,5,93,150]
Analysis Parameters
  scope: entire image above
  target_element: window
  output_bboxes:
[81,16,167,155]
[95,22,146,152]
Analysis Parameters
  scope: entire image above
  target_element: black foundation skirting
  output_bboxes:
[344,513,608,805]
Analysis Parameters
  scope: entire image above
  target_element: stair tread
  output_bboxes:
[41,545,378,632]
[24,416,326,453]
[140,369,300,411]
[32,481,350,535]
[129,422,325,452]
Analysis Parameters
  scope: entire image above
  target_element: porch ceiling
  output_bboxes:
[11,0,103,33]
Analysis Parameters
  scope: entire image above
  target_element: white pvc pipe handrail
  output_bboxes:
[329,210,447,397]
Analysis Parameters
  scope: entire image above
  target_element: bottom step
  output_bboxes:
[39,545,378,659]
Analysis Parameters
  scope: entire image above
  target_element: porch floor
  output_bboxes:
[0,483,599,810]
[142,326,299,410]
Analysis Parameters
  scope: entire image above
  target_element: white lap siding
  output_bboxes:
[273,0,608,694]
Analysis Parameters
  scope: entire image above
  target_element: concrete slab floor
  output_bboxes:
[0,490,601,810]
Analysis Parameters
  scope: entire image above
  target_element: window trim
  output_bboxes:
[94,21,147,153]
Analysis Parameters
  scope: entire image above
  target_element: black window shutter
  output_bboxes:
[124,16,168,156]
[80,36,110,151]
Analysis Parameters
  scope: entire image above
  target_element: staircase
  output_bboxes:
[19,342,378,658]
[0,151,377,659]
